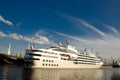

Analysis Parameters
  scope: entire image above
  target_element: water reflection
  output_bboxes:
[111,68,120,80]
[22,68,104,80]
[0,65,8,80]
[0,65,23,80]
[1,65,120,80]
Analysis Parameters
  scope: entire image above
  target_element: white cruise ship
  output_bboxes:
[24,41,103,69]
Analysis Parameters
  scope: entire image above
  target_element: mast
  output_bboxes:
[7,44,11,55]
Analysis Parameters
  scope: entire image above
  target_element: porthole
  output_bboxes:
[55,53,57,55]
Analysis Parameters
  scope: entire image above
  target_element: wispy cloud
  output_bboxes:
[100,22,119,35]
[56,32,94,44]
[56,32,107,46]
[16,22,22,28]
[63,14,120,38]
[63,15,106,37]
[109,27,119,34]
[0,15,13,26]
[0,31,49,44]
[78,19,106,37]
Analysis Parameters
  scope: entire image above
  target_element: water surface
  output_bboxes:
[0,65,120,80]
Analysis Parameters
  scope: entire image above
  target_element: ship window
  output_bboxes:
[46,64,47,66]
[51,64,53,66]
[74,62,78,64]
[25,58,40,60]
[49,64,50,66]
[49,60,51,62]
[29,53,41,56]
[54,64,56,66]
[55,53,57,55]
[52,60,54,62]
[31,50,43,52]
[42,63,44,66]
[57,64,58,66]
[46,60,48,62]
[43,59,45,62]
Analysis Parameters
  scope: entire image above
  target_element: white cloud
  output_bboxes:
[9,33,21,40]
[0,31,49,44]
[0,15,13,26]
[22,36,49,44]
[35,30,49,37]
[0,31,7,37]
[102,23,119,35]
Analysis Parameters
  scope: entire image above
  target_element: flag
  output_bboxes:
[29,45,35,50]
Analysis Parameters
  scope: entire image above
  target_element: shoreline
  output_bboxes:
[102,65,112,68]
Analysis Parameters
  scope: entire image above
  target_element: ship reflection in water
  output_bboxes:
[0,65,120,80]
[23,68,103,80]
[22,68,120,80]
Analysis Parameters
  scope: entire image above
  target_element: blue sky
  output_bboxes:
[0,0,120,60]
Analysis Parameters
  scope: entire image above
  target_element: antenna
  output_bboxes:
[66,40,69,45]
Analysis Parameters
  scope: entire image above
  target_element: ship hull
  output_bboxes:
[112,61,120,68]
[24,58,102,69]
[0,53,24,65]
[112,65,120,68]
